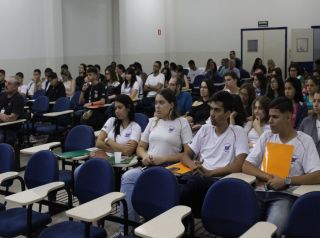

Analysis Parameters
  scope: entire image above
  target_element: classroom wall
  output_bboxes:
[0,0,64,81]
[62,0,114,78]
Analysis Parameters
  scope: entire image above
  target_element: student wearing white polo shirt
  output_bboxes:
[180,91,249,216]
[242,97,320,238]
[96,94,141,156]
[143,61,165,116]
[119,88,192,230]
[121,68,139,101]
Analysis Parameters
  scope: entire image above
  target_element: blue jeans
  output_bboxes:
[120,167,144,228]
[256,191,296,238]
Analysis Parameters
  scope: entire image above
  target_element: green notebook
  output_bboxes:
[55,150,90,159]
[108,156,134,165]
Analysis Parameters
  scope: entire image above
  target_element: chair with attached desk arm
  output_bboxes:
[285,191,320,238]
[39,158,128,238]
[0,150,68,238]
[35,97,73,139]
[201,178,277,238]
[0,143,25,211]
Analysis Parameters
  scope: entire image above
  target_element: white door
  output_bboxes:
[263,29,286,78]
[242,30,264,73]
[291,29,313,63]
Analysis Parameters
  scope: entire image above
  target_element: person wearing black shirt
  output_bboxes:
[0,77,25,144]
[45,72,66,101]
[79,66,106,129]
[75,63,86,91]
[0,69,6,92]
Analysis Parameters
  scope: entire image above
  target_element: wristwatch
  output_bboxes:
[284,177,292,186]
[104,137,110,144]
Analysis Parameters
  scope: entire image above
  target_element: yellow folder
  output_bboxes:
[166,162,192,175]
[261,142,294,179]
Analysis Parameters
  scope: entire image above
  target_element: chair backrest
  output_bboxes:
[132,167,179,220]
[202,178,259,237]
[70,91,81,110]
[75,158,114,204]
[52,97,71,112]
[0,143,15,173]
[24,150,59,189]
[64,125,95,151]
[285,191,320,238]
[192,75,205,88]
[32,96,49,114]
[134,113,149,132]
[33,89,46,99]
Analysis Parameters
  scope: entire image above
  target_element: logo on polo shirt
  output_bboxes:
[224,143,231,152]
[291,155,298,163]
[124,132,131,137]
[168,125,175,133]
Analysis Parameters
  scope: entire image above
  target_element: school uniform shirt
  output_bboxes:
[145,73,165,97]
[141,117,192,157]
[187,68,203,84]
[244,122,271,153]
[246,131,320,191]
[121,81,139,100]
[101,117,141,144]
[189,124,248,170]
[84,82,106,103]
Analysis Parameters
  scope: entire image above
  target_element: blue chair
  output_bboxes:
[70,91,82,111]
[25,96,49,135]
[35,97,72,135]
[132,167,179,221]
[201,178,259,237]
[134,113,149,132]
[0,143,16,211]
[39,158,114,238]
[32,89,46,99]
[59,125,95,186]
[285,191,320,238]
[0,150,59,237]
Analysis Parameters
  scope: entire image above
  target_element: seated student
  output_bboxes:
[239,83,256,119]
[121,67,139,101]
[75,63,86,92]
[96,94,141,156]
[15,72,27,96]
[25,69,43,98]
[79,66,106,130]
[180,91,248,216]
[253,72,267,97]
[242,97,320,238]
[45,72,66,101]
[0,77,25,144]
[0,69,6,92]
[176,65,190,90]
[244,96,271,153]
[299,89,320,155]
[61,69,75,98]
[284,77,308,129]
[229,94,247,127]
[266,72,285,101]
[186,79,214,131]
[187,60,203,84]
[119,88,192,226]
[224,71,240,95]
[104,66,121,103]
[42,68,53,92]
[167,76,192,116]
[304,76,319,114]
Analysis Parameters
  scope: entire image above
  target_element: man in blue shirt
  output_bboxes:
[168,76,192,116]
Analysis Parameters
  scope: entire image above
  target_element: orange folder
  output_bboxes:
[261,142,294,179]
[166,162,192,175]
